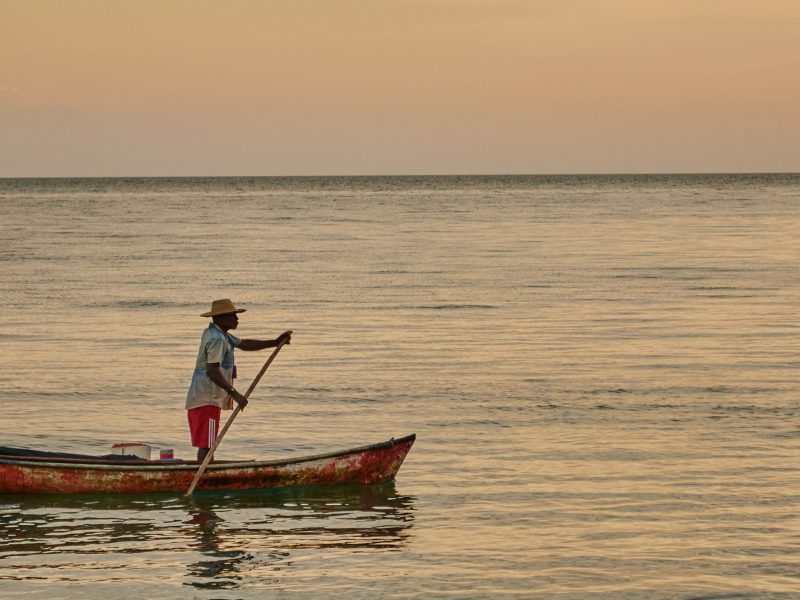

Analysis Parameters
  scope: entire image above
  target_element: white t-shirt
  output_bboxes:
[185,323,241,410]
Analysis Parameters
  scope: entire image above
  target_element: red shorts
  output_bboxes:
[187,405,221,449]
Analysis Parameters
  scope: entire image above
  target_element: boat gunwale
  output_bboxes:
[0,434,416,472]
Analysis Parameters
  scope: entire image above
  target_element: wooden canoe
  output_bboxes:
[0,434,415,494]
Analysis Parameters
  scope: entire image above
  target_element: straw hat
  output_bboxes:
[200,299,247,317]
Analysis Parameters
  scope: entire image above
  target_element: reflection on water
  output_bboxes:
[0,483,415,592]
[182,485,415,591]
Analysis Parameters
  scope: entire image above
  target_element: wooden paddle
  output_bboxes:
[185,334,291,496]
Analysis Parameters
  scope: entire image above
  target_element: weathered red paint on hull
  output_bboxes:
[0,434,415,494]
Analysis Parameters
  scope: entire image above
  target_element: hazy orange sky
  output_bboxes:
[1,1,798,176]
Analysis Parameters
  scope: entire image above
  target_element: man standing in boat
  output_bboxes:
[187,299,292,462]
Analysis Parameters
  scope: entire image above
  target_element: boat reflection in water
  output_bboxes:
[0,483,416,592]
[183,484,416,590]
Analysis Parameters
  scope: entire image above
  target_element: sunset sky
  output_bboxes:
[1,0,798,176]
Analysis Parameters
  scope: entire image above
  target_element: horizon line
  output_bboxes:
[1,171,799,180]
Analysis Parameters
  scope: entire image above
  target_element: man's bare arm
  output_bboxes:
[206,363,248,409]
[238,331,292,351]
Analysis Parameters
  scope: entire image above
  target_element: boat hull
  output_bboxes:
[0,434,415,494]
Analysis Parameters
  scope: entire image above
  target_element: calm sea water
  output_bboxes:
[0,175,798,599]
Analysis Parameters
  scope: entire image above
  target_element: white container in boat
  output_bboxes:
[111,442,151,460]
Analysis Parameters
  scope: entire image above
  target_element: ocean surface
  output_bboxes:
[0,174,798,599]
